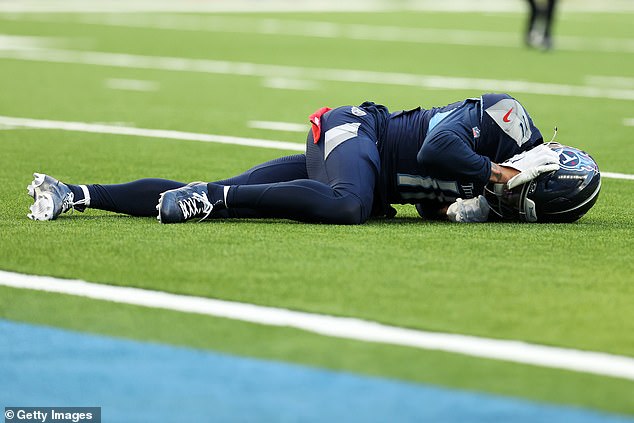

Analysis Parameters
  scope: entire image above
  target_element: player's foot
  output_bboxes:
[526,29,543,49]
[27,173,86,220]
[541,35,553,51]
[156,182,224,224]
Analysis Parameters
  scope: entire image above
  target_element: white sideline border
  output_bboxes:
[1,269,633,381]
[1,115,632,181]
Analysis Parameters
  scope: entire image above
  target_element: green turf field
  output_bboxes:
[1,5,633,416]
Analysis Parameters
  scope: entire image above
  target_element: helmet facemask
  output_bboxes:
[484,180,539,222]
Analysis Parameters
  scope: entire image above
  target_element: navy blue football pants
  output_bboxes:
[81,107,381,224]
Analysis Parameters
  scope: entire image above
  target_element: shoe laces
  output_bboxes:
[60,192,89,214]
[177,192,214,222]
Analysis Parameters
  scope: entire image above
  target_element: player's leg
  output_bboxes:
[26,155,308,220]
[525,0,539,46]
[27,174,187,220]
[542,0,557,50]
[210,154,309,219]
[157,106,381,224]
[222,132,378,223]
[213,154,307,186]
[72,179,187,217]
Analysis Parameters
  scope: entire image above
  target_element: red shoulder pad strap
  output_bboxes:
[309,107,332,144]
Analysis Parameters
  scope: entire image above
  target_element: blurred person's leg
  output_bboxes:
[525,0,539,46]
[525,0,558,50]
[542,0,558,50]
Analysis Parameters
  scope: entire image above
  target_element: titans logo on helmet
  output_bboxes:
[554,147,600,173]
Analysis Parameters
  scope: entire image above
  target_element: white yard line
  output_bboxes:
[105,78,159,92]
[0,34,59,50]
[262,77,319,91]
[248,120,308,133]
[586,76,634,89]
[0,115,304,151]
[49,14,634,54]
[602,172,634,181]
[624,118,634,127]
[1,48,634,101]
[1,114,632,181]
[1,269,633,381]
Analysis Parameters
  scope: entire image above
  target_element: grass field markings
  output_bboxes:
[586,76,634,89]
[105,77,159,92]
[0,115,305,151]
[624,118,634,127]
[2,269,634,381]
[2,48,634,101]
[0,0,404,14]
[602,172,634,181]
[2,114,633,181]
[0,1,523,14]
[0,34,60,50]
[262,77,320,91]
[1,1,633,14]
[49,14,634,55]
[248,120,309,133]
[0,123,24,130]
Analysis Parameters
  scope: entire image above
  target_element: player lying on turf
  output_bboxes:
[27,93,601,224]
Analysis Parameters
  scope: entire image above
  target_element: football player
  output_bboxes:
[26,93,600,224]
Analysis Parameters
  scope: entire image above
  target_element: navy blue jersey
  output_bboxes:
[368,94,543,217]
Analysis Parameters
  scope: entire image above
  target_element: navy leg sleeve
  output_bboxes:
[79,156,308,218]
[87,179,186,217]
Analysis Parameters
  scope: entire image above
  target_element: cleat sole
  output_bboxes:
[26,173,53,220]
[28,192,55,221]
[25,173,72,221]
[27,172,45,198]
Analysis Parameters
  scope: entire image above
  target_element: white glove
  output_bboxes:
[501,144,560,189]
[447,195,490,223]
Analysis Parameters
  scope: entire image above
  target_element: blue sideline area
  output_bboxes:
[1,319,632,423]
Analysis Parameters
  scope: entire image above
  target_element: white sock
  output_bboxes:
[223,185,230,207]
[79,185,91,207]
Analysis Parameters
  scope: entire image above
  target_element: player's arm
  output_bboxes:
[418,132,559,222]
[419,130,558,186]
[446,146,561,222]
[417,130,491,184]
[490,162,520,184]
[416,131,502,222]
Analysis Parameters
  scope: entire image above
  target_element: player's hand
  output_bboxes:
[501,144,560,189]
[446,195,490,223]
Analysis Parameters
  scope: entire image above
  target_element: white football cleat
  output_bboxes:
[27,173,86,221]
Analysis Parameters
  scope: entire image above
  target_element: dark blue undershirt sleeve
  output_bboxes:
[417,129,491,184]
